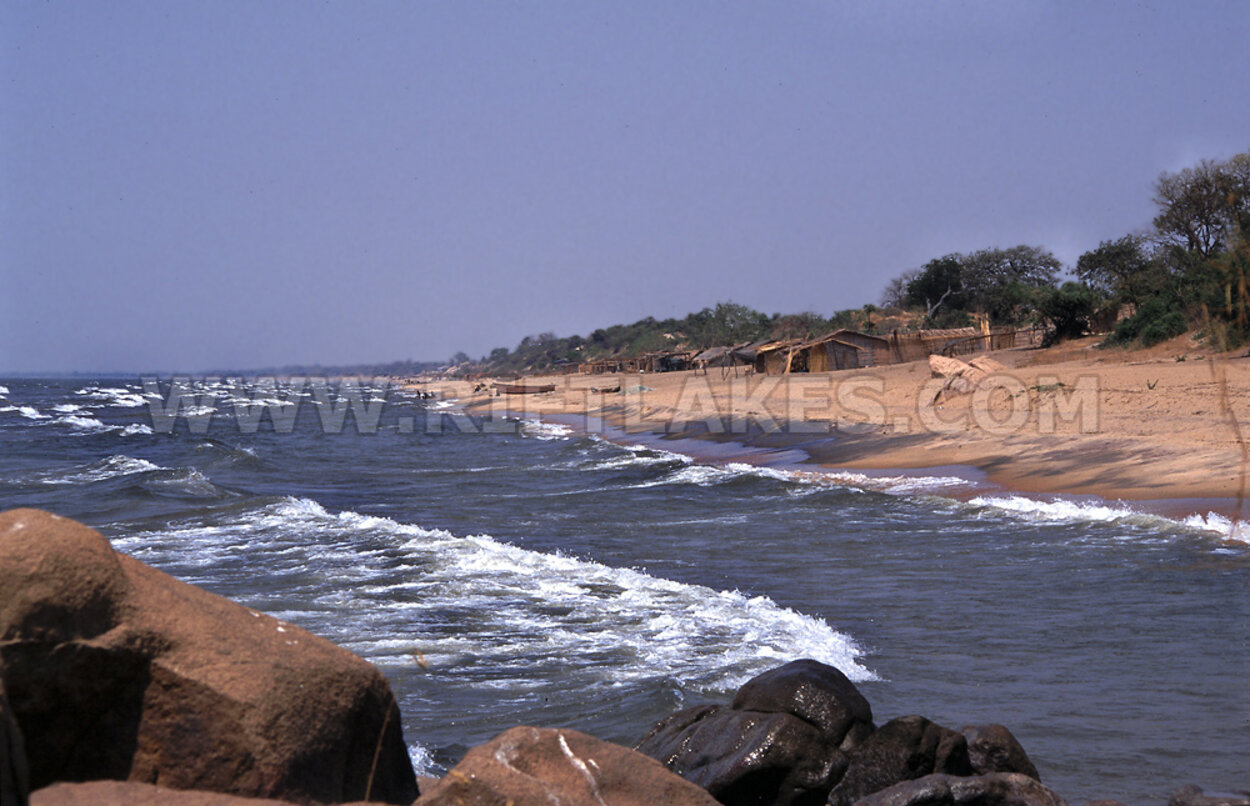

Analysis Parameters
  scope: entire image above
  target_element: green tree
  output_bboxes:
[1075,235,1163,304]
[958,245,1061,323]
[1038,281,1099,343]
[903,255,965,321]
[1153,153,1250,259]
[688,302,769,347]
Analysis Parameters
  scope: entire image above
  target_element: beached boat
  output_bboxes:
[494,382,556,395]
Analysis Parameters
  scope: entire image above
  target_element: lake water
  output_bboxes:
[1,376,1245,804]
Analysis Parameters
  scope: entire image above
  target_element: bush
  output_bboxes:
[1105,296,1188,347]
[1139,310,1188,346]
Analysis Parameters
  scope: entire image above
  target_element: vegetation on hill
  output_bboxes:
[458,149,1248,376]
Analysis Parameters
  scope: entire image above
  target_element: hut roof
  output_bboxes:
[692,346,730,363]
[909,327,982,339]
[828,328,891,344]
[752,339,805,356]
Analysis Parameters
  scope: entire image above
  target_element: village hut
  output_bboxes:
[640,350,695,373]
[578,356,643,374]
[825,330,894,367]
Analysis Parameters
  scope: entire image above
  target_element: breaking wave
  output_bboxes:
[113,497,876,696]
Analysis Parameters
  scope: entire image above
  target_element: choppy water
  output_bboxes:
[1,377,1246,804]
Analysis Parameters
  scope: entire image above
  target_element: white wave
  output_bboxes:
[519,420,573,441]
[585,433,973,496]
[407,744,438,778]
[117,497,876,697]
[800,469,974,495]
[142,468,223,498]
[968,495,1249,542]
[57,414,112,432]
[583,438,694,471]
[17,406,48,420]
[52,403,85,414]
[0,384,9,396]
[0,405,15,413]
[40,455,163,485]
[122,423,154,436]
[75,386,148,407]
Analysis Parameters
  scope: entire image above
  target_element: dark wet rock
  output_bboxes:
[960,725,1040,780]
[850,772,1067,806]
[827,716,971,806]
[416,725,718,805]
[0,508,418,804]
[636,659,874,806]
[1169,785,1250,806]
[1,679,29,806]
[732,659,876,744]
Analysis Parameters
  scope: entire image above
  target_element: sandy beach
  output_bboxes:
[424,335,1250,517]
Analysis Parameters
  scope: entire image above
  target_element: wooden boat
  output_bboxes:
[494,383,556,395]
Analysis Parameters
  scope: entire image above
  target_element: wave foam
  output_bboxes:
[40,455,164,485]
[519,420,574,441]
[75,386,149,407]
[57,414,112,432]
[116,497,875,698]
[968,495,1249,542]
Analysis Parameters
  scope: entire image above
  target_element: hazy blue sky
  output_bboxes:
[3,2,1247,372]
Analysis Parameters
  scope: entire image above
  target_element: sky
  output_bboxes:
[2,2,1248,373]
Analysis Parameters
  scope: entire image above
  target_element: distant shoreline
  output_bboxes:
[423,334,1250,533]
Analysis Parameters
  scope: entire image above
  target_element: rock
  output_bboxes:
[927,356,988,401]
[967,357,1007,374]
[1169,785,1250,806]
[851,772,1067,806]
[30,780,295,805]
[960,725,1039,780]
[0,508,418,805]
[635,659,874,805]
[732,659,876,743]
[415,726,718,805]
[827,716,971,806]
[1,679,29,806]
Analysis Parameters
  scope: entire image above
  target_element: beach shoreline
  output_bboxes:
[417,335,1250,529]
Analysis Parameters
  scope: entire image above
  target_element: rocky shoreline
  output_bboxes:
[2,508,1244,806]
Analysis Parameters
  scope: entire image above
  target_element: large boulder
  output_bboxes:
[827,716,972,806]
[0,508,418,804]
[30,780,296,805]
[635,659,874,806]
[415,726,718,805]
[850,772,1067,806]
[928,355,989,401]
[959,725,1039,780]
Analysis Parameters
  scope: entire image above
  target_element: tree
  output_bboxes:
[958,245,1061,324]
[1038,282,1099,343]
[1074,234,1169,305]
[772,312,829,340]
[688,302,769,347]
[449,351,472,366]
[1153,152,1250,259]
[903,255,964,321]
[880,269,917,308]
